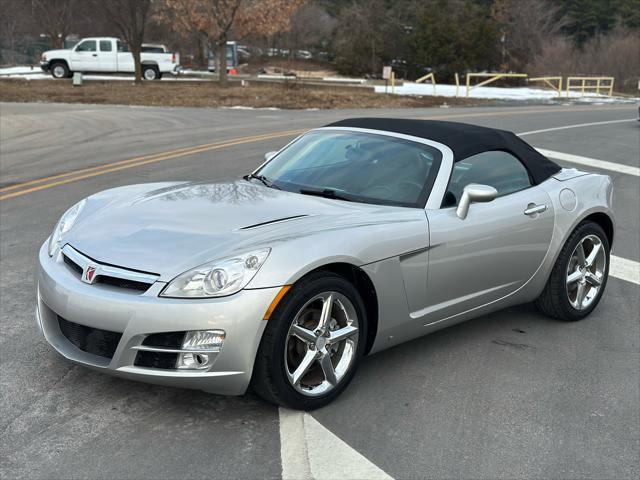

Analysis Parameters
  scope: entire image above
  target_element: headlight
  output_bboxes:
[48,199,86,257]
[160,248,271,298]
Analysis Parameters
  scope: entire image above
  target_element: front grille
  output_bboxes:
[63,254,83,277]
[62,247,157,294]
[95,276,151,292]
[58,316,122,359]
[134,351,178,369]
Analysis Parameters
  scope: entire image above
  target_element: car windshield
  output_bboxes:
[256,130,442,208]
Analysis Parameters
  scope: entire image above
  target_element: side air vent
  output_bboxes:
[58,316,122,359]
[240,215,308,230]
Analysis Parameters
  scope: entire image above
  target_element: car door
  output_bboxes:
[70,40,98,71]
[97,40,116,71]
[422,150,554,323]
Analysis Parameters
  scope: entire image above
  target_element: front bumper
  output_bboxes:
[40,61,50,72]
[37,242,280,395]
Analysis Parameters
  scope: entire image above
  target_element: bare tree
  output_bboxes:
[208,0,242,86]
[1,1,30,63]
[100,0,153,84]
[162,0,302,86]
[32,0,78,48]
[162,0,241,86]
[530,26,640,92]
[236,0,312,59]
[235,0,305,38]
[491,0,564,72]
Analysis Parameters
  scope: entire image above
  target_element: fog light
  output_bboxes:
[176,330,225,370]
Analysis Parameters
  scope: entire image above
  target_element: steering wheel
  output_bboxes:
[397,180,424,199]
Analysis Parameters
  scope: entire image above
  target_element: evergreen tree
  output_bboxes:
[406,0,499,80]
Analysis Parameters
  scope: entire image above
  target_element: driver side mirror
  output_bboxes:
[456,183,498,220]
[264,151,277,161]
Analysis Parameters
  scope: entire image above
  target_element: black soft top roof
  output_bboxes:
[325,118,560,184]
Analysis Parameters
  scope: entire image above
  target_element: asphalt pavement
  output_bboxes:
[1,102,638,479]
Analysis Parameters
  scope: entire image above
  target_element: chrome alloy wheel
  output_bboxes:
[566,234,606,310]
[284,292,359,397]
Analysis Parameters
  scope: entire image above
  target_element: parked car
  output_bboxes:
[295,50,313,60]
[237,45,251,61]
[40,37,180,80]
[36,119,614,410]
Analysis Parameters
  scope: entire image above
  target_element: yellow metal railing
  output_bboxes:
[566,76,614,97]
[415,72,436,95]
[465,73,527,97]
[528,76,563,96]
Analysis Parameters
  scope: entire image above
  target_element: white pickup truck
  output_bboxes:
[40,37,179,80]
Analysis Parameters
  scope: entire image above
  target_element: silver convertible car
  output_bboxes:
[37,118,614,409]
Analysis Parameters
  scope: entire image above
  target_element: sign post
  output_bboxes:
[382,66,392,94]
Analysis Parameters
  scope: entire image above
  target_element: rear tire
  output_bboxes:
[535,221,610,321]
[142,65,159,81]
[252,271,367,410]
[50,62,69,79]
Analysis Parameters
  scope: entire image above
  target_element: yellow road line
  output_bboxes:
[0,130,304,194]
[1,104,632,201]
[0,130,305,201]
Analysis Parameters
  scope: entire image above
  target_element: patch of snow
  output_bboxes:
[178,69,213,74]
[222,106,281,110]
[321,77,367,84]
[0,65,41,75]
[375,82,638,103]
[257,74,298,80]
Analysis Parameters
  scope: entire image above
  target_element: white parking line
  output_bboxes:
[611,255,640,285]
[279,408,393,480]
[278,257,637,479]
[535,148,640,177]
[518,118,635,136]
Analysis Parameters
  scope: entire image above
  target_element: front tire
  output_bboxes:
[252,271,367,410]
[50,62,69,79]
[535,221,610,321]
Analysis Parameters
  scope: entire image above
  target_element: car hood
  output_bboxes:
[65,181,414,281]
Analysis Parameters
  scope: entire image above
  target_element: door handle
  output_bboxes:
[92,53,97,57]
[524,204,547,216]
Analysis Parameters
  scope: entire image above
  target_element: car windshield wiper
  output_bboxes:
[298,188,355,202]
[243,173,281,190]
